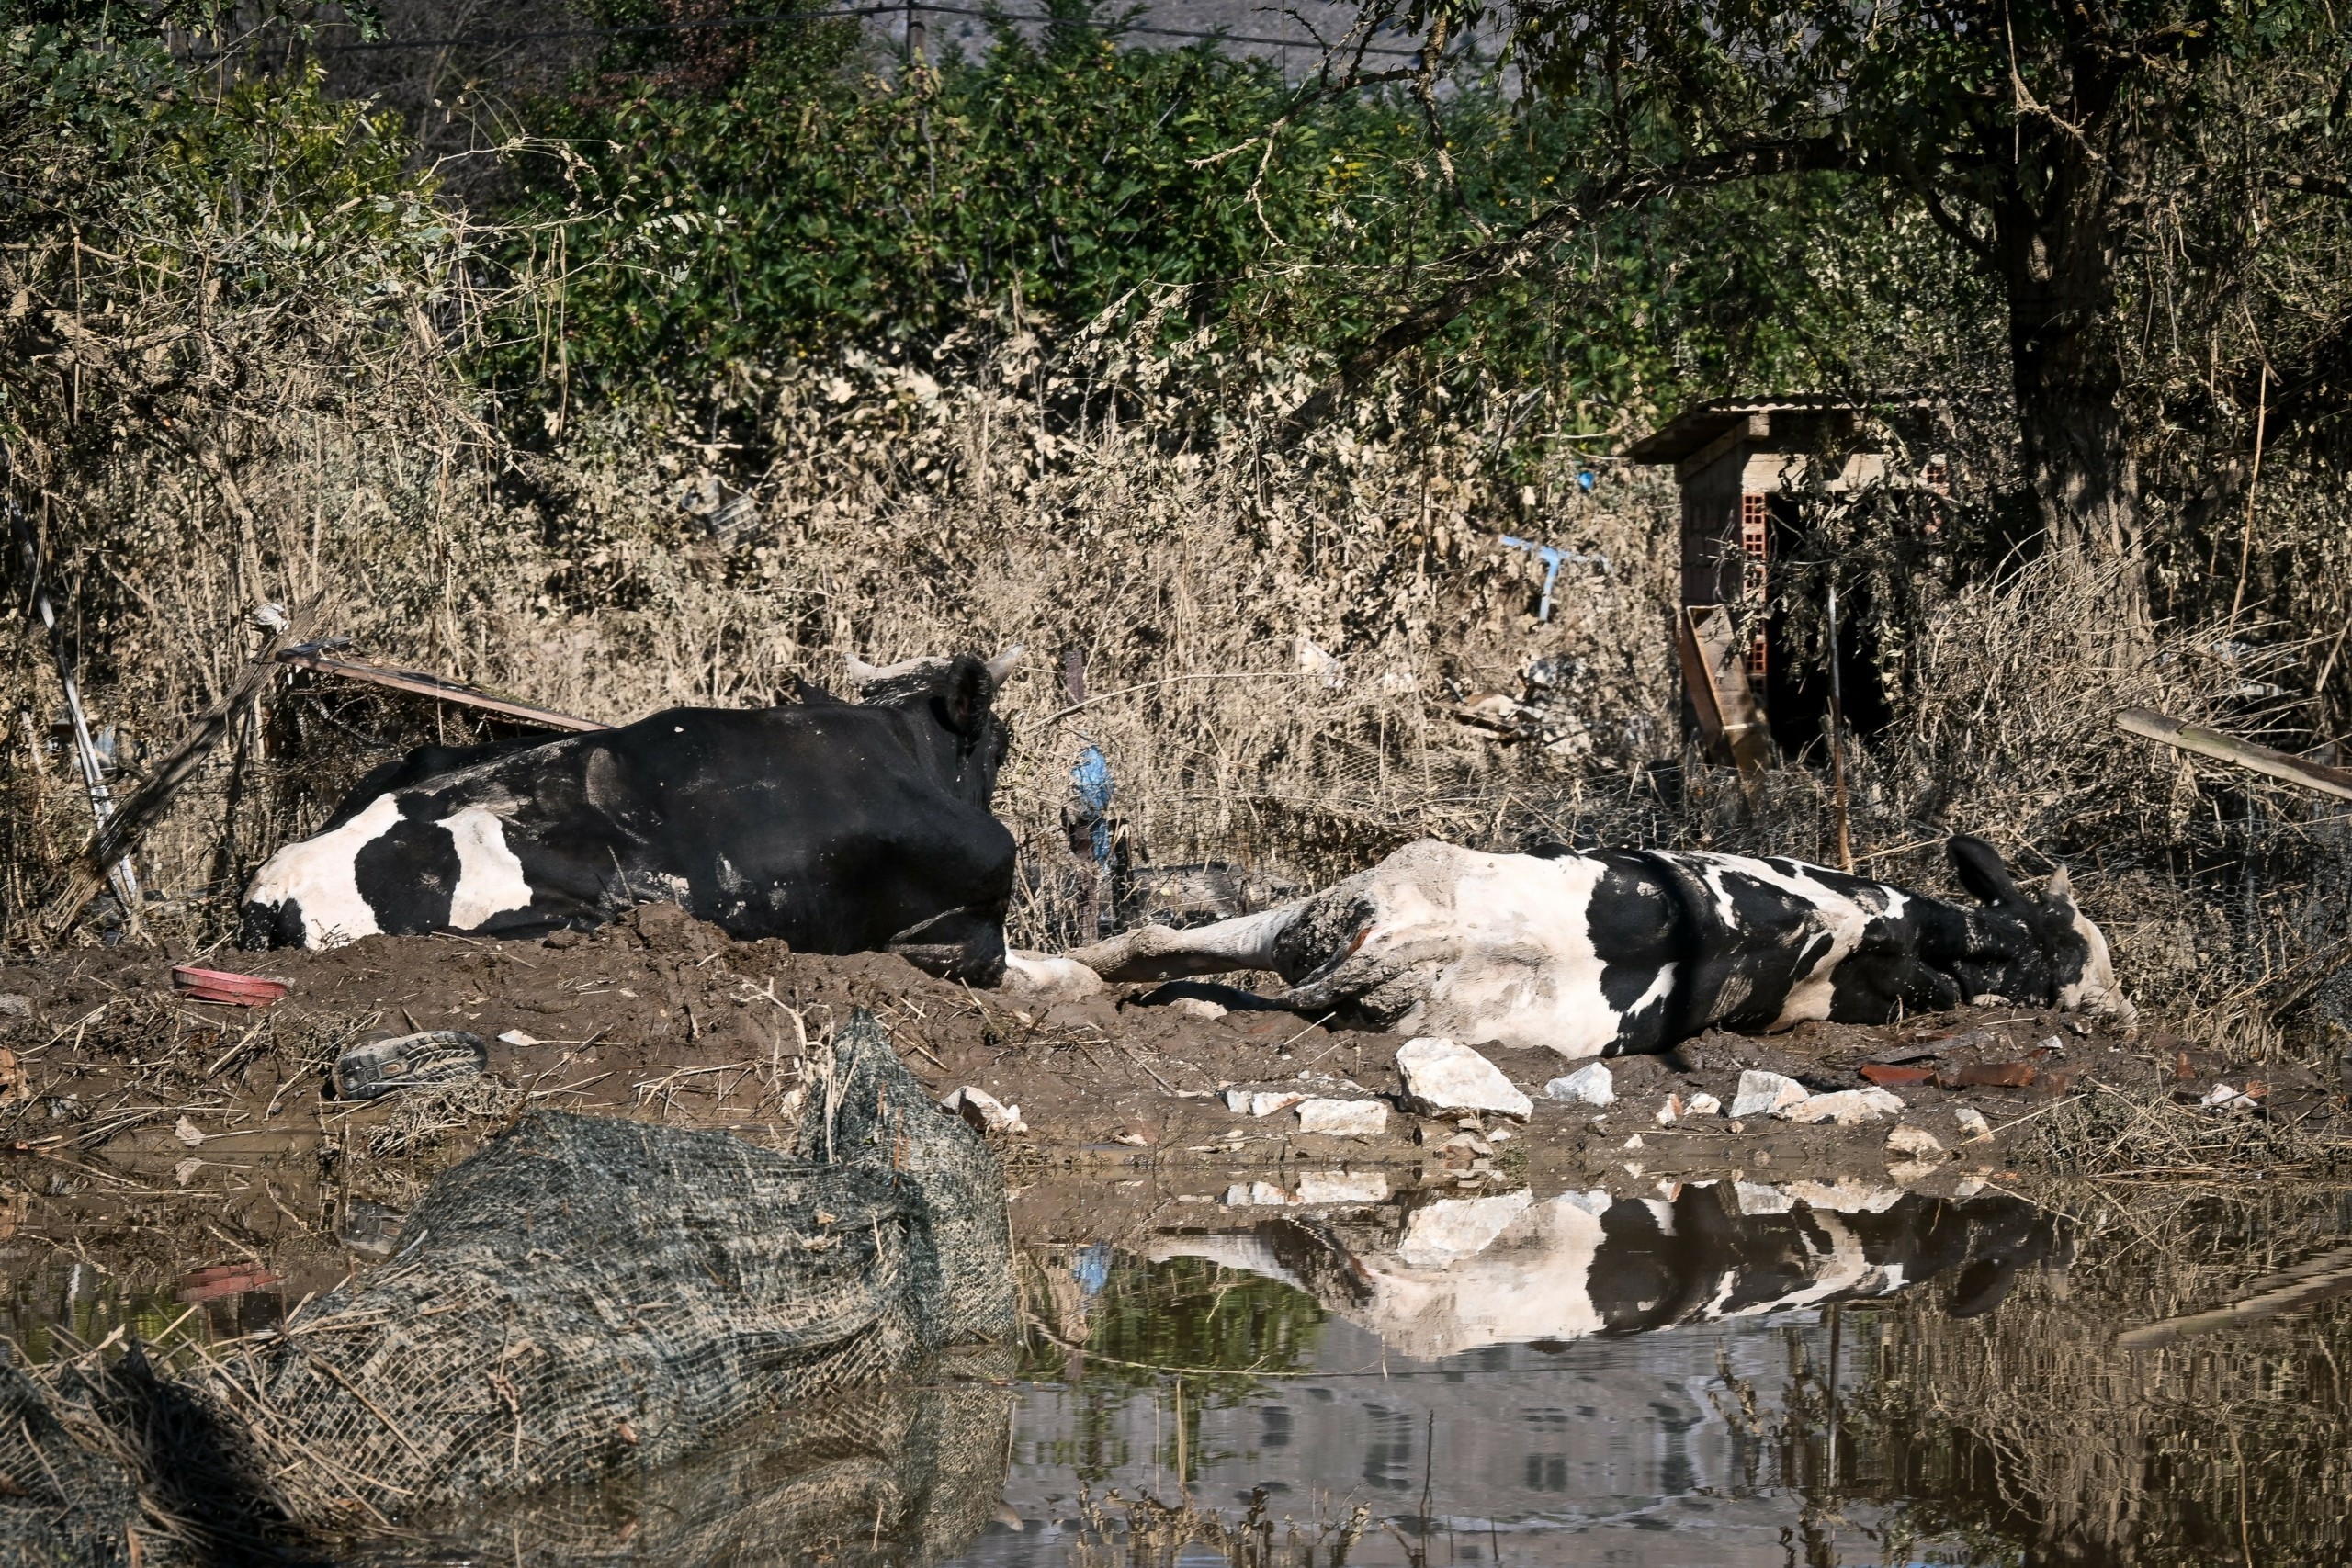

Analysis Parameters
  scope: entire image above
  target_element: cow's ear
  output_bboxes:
[939,654,993,736]
[2043,864,2075,906]
[1948,835,2025,907]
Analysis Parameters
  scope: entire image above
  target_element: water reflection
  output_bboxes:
[1146,1180,2072,1359]
[395,1359,1020,1567]
[5,1184,2348,1564]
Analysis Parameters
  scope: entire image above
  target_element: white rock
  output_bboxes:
[1777,1088,1905,1125]
[1622,1133,1645,1150]
[1225,1089,1306,1118]
[496,1029,540,1048]
[940,1086,1026,1135]
[1951,1106,1993,1144]
[1952,1175,1987,1199]
[1885,1124,1946,1161]
[173,1156,204,1188]
[1295,1098,1387,1136]
[1396,1190,1534,1268]
[1729,1070,1808,1120]
[1225,1181,1292,1207]
[1734,1181,1792,1215]
[1655,1094,1683,1126]
[1396,1037,1532,1121]
[174,1116,205,1148]
[1885,1124,1947,1180]
[1544,1062,1616,1107]
[0,994,29,1017]
[1170,997,1228,1021]
[1685,1092,1722,1117]
[999,951,1105,999]
[1295,1171,1390,1204]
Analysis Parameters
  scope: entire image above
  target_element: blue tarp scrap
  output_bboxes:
[1069,746,1114,864]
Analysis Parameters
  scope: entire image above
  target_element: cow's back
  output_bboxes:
[242,702,1014,962]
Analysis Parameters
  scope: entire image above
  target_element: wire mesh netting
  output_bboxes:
[0,1008,1015,1560]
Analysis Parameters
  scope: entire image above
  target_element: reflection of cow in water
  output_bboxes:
[1153,1183,2071,1360]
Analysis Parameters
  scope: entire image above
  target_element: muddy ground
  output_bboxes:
[0,903,2336,1307]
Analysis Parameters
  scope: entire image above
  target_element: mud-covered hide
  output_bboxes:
[240,1009,1012,1512]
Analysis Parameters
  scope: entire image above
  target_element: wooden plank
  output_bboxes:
[1677,605,1771,775]
[2116,707,2352,802]
[277,649,611,733]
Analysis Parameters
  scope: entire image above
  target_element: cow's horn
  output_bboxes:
[985,645,1026,683]
[2046,864,2073,899]
[844,653,935,685]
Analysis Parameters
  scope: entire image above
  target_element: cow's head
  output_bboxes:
[1946,835,2135,1029]
[844,646,1023,804]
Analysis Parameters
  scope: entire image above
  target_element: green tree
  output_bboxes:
[1306,0,2352,617]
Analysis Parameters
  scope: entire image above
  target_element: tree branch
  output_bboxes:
[1275,136,1865,440]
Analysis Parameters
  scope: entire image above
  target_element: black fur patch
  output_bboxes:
[349,807,461,936]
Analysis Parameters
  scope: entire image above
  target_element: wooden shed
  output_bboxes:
[1627,395,1942,770]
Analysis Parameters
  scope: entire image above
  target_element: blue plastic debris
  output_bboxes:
[1073,1244,1114,1296]
[1070,745,1114,864]
[1499,536,1611,623]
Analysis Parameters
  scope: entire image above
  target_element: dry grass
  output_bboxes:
[4,163,2345,1064]
[1826,1180,2352,1564]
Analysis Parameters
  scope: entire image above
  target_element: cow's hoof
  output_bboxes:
[1000,952,1103,1001]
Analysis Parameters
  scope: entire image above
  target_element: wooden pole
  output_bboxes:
[1826,582,1853,872]
[8,496,141,925]
[2116,707,2352,801]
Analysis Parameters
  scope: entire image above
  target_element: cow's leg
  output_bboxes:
[1063,903,1302,982]
[887,904,1011,987]
[1825,953,1962,1023]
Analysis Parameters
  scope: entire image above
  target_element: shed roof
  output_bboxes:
[1625,393,1927,464]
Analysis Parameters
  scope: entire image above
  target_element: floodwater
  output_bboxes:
[9,1179,2352,1565]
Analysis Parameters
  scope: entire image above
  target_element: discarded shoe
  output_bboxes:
[332,1031,488,1101]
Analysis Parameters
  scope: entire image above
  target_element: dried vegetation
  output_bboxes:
[1,52,2345,1080]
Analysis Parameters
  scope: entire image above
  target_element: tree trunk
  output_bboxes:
[1991,81,2151,629]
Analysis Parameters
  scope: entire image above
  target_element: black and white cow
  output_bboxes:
[242,649,1094,991]
[1070,835,2132,1055]
[1158,1182,2072,1359]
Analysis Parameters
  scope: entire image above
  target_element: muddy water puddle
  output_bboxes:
[7,1178,2351,1564]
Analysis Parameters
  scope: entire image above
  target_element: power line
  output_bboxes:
[205,5,1430,60]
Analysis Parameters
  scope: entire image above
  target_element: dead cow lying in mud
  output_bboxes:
[1069,835,2133,1055]
[240,649,1094,994]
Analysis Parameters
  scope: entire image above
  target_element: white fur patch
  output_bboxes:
[437,806,535,931]
[2057,905,2135,1026]
[242,794,403,949]
[1361,845,1622,1055]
